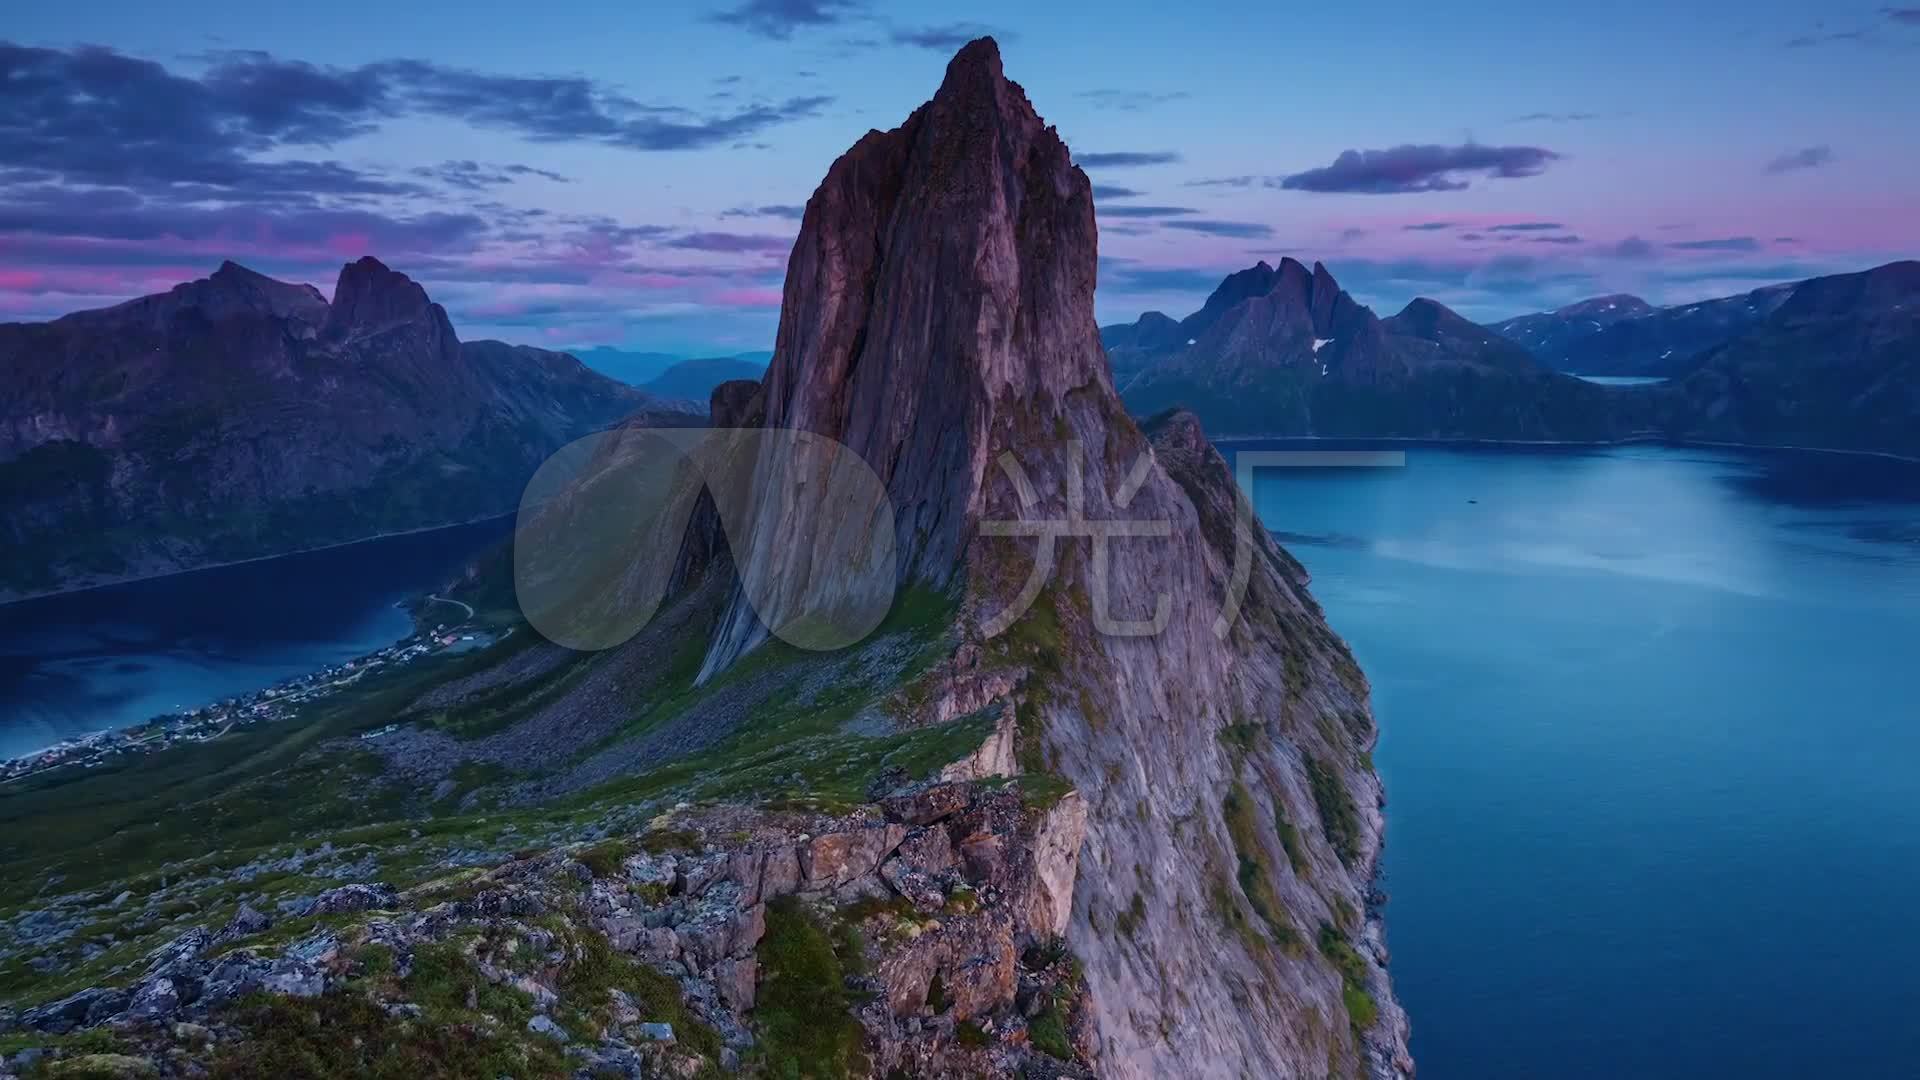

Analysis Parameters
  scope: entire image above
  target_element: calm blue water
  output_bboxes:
[1576,374,1668,386]
[1242,442,1920,1080]
[0,519,511,759]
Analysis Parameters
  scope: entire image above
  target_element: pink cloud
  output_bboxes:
[707,287,783,308]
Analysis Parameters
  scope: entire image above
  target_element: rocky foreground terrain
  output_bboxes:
[2,37,1408,1079]
[1,782,1088,1079]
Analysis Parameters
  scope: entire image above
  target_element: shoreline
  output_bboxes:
[0,512,517,609]
[1,612,493,778]
[1210,432,1920,466]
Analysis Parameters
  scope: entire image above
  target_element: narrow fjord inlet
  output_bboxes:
[4,10,1918,1080]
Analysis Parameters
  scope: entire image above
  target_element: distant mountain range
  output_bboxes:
[1104,258,1920,458]
[5,246,1911,603]
[0,258,686,600]
[565,346,683,386]
[570,347,774,394]
[1110,258,1645,442]
[1668,261,1920,456]
[641,355,769,402]
[1491,284,1794,376]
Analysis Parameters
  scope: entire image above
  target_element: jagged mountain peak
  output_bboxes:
[203,260,328,317]
[687,39,1408,1076]
[64,259,331,330]
[726,27,1101,648]
[930,33,1013,106]
[326,256,445,339]
[210,259,266,283]
[1190,260,1284,323]
[1163,257,1371,364]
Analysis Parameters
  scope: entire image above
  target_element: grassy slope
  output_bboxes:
[0,584,989,1014]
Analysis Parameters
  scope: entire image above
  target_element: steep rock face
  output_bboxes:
[1116,260,1641,441]
[0,259,661,599]
[695,37,1410,1078]
[703,36,1108,675]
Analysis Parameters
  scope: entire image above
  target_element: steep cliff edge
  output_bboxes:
[697,37,1410,1077]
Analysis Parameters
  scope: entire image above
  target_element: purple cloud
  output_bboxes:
[707,0,861,39]
[1609,236,1657,259]
[721,204,808,220]
[0,41,835,192]
[890,24,1011,50]
[1098,205,1198,219]
[1077,89,1190,112]
[412,160,571,189]
[1280,142,1562,194]
[1512,111,1599,123]
[1668,236,1762,252]
[1077,151,1182,168]
[666,231,795,253]
[1163,219,1273,239]
[1764,145,1834,174]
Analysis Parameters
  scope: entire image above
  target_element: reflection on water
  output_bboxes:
[1575,374,1668,386]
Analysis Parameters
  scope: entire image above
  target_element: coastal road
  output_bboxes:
[426,594,475,620]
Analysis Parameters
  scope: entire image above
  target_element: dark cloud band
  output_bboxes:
[1280,143,1561,194]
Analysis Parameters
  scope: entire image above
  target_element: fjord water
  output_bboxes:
[0,518,511,760]
[1243,442,1920,1079]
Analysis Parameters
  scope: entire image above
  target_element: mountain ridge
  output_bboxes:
[1491,280,1796,376]
[0,258,671,600]
[1103,258,1920,455]
[1110,257,1639,441]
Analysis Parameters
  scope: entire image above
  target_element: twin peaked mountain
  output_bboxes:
[1107,256,1638,441]
[0,257,676,599]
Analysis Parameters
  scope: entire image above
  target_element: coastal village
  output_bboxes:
[0,617,495,786]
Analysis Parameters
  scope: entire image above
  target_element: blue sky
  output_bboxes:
[4,0,1917,352]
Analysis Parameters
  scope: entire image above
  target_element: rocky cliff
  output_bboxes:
[0,259,666,600]
[686,38,1410,1076]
